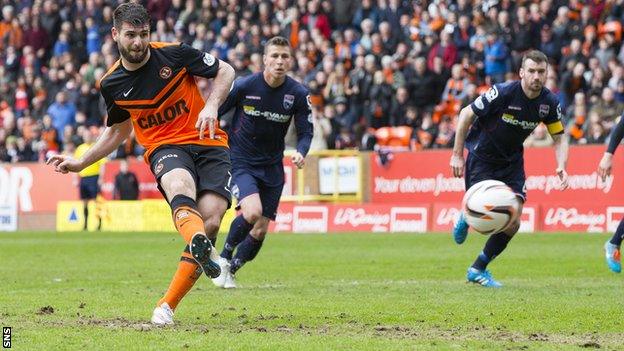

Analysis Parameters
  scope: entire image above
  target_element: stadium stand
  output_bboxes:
[1,0,624,165]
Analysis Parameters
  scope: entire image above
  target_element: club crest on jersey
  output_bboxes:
[539,104,550,118]
[159,66,172,79]
[283,94,295,110]
[203,53,216,66]
[154,163,164,175]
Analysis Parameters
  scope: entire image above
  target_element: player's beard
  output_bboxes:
[118,43,149,64]
[530,80,543,92]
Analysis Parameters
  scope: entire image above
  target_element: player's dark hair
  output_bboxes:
[264,36,291,54]
[522,50,548,67]
[113,2,150,29]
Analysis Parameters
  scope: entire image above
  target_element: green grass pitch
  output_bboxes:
[1,232,623,350]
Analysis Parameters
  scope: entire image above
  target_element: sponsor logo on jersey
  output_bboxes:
[243,105,291,122]
[245,95,261,100]
[508,105,522,110]
[159,66,172,79]
[283,94,295,109]
[501,113,539,130]
[137,99,190,129]
[539,104,550,118]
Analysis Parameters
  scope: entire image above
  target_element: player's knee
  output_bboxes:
[243,209,262,224]
[167,179,193,198]
[203,215,221,236]
[503,220,520,236]
[250,228,267,240]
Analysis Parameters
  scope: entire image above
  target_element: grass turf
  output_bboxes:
[0,232,622,350]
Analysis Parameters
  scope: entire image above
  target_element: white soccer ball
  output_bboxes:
[462,180,521,235]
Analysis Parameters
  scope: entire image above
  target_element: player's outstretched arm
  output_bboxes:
[551,132,569,190]
[197,60,235,139]
[598,113,624,181]
[450,105,476,178]
[46,119,133,174]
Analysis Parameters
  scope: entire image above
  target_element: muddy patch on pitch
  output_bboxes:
[36,306,55,315]
[367,324,618,348]
[77,317,155,331]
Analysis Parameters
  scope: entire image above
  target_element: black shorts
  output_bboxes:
[79,175,99,200]
[149,144,232,207]
[465,152,527,202]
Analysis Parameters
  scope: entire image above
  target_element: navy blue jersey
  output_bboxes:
[467,81,564,163]
[219,72,313,166]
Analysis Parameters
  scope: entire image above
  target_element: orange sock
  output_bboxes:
[157,251,202,310]
[173,206,205,244]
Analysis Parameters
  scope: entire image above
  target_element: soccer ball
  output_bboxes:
[462,180,521,235]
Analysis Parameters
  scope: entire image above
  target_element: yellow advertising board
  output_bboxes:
[57,199,237,233]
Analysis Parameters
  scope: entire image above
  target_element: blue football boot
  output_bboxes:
[453,213,469,244]
[466,267,502,287]
[604,241,621,273]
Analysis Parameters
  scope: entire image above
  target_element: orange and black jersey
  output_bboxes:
[100,42,228,161]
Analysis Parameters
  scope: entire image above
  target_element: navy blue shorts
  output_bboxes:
[232,163,284,220]
[79,175,99,200]
[465,153,527,202]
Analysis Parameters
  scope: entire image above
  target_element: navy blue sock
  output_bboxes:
[230,235,264,274]
[472,232,513,271]
[610,219,624,246]
[221,215,253,260]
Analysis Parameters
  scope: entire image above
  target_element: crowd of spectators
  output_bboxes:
[2,0,624,163]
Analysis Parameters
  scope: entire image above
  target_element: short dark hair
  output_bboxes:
[113,3,150,29]
[522,50,548,66]
[264,36,291,54]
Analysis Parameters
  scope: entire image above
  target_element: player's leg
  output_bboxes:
[197,192,230,246]
[605,219,623,273]
[467,201,522,287]
[229,181,282,279]
[151,146,219,278]
[213,193,262,288]
[198,191,233,288]
[454,153,478,244]
[152,246,203,325]
[79,176,91,230]
[220,173,262,261]
[466,164,526,287]
[230,217,270,274]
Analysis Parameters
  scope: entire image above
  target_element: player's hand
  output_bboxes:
[450,154,465,178]
[598,153,613,182]
[556,168,569,190]
[291,152,305,169]
[46,155,83,174]
[196,103,219,140]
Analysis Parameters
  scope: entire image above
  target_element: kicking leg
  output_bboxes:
[161,169,219,278]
